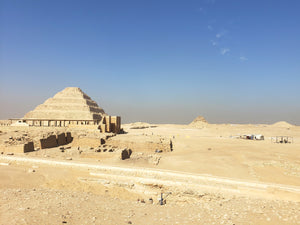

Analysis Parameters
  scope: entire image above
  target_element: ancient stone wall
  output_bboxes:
[106,138,171,153]
[111,116,121,134]
[100,116,121,134]
[66,132,73,143]
[11,118,121,134]
[71,137,105,148]
[57,133,67,146]
[24,142,34,153]
[39,135,58,149]
[1,142,34,153]
[39,132,73,149]
[0,120,11,126]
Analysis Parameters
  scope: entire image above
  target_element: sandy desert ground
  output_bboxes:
[1,121,300,224]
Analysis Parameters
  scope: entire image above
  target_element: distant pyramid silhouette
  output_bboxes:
[24,87,106,120]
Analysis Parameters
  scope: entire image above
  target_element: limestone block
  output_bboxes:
[106,137,171,153]
[119,148,132,160]
[100,124,106,133]
[42,121,49,126]
[57,133,67,146]
[24,142,34,153]
[110,116,121,133]
[105,116,111,132]
[1,142,34,153]
[66,132,73,143]
[40,135,58,149]
[71,137,102,148]
[68,124,99,129]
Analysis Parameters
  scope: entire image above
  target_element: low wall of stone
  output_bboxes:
[8,117,121,134]
[39,132,73,149]
[40,135,58,149]
[66,132,73,143]
[71,137,105,148]
[67,124,99,130]
[57,133,67,146]
[24,142,34,153]
[1,142,34,153]
[106,139,171,153]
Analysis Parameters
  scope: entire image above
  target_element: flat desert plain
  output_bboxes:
[1,121,300,225]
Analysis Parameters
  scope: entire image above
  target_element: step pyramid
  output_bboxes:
[23,87,106,120]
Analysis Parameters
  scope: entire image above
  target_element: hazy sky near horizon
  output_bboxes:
[1,0,300,124]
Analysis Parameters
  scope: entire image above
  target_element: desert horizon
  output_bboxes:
[1,87,299,225]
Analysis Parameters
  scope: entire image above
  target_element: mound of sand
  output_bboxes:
[189,116,208,128]
[272,121,294,128]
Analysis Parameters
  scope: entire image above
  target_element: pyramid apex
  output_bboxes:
[62,87,83,92]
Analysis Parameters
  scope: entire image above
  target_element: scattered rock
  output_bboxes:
[120,148,132,160]
[7,153,14,155]
[28,169,35,173]
[148,155,161,165]
[65,157,72,160]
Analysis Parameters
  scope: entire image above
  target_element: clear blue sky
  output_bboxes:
[1,0,300,124]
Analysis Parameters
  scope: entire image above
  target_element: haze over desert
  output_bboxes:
[1,86,299,225]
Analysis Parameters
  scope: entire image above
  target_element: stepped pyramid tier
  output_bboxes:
[24,87,106,120]
[189,116,208,128]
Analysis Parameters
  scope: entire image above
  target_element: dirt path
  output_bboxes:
[1,155,299,202]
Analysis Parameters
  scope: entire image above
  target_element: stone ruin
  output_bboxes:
[189,115,208,128]
[9,87,121,133]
